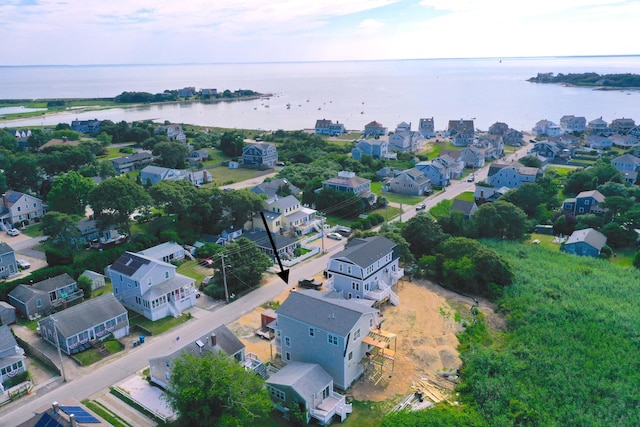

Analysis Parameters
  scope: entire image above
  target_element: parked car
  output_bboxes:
[416,203,426,211]
[467,175,475,182]
[336,227,352,237]
[201,275,213,289]
[16,259,30,270]
[6,228,20,236]
[297,278,323,290]
[326,232,343,240]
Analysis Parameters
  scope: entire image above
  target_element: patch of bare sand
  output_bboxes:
[228,279,496,403]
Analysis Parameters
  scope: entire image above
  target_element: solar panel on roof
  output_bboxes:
[7,192,22,203]
[59,406,100,423]
[34,412,65,427]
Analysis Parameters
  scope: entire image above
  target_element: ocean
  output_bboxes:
[1,56,639,132]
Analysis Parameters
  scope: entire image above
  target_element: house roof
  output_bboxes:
[365,121,384,128]
[138,242,183,261]
[267,362,332,403]
[451,199,477,216]
[565,228,607,251]
[141,165,178,177]
[252,178,300,198]
[315,119,332,128]
[576,190,605,203]
[111,152,153,165]
[612,153,640,165]
[110,252,175,280]
[142,274,194,300]
[332,236,396,269]
[46,293,127,337]
[276,289,378,336]
[322,174,371,189]
[0,241,15,256]
[268,195,300,210]
[81,270,106,280]
[33,274,76,292]
[242,230,298,251]
[0,324,18,351]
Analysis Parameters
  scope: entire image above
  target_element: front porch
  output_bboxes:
[309,391,353,425]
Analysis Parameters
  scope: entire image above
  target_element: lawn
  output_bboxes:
[20,223,43,238]
[610,246,636,267]
[455,191,475,202]
[546,165,575,176]
[127,310,192,335]
[74,338,123,366]
[325,206,402,227]
[420,140,460,158]
[176,260,212,284]
[370,182,424,205]
[204,166,268,186]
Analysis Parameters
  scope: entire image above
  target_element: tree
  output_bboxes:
[47,171,95,215]
[96,131,113,147]
[77,274,93,299]
[219,131,245,157]
[401,213,447,258]
[6,154,42,193]
[210,238,271,298]
[89,177,152,236]
[600,222,635,249]
[221,190,266,228]
[165,351,271,427]
[474,201,527,240]
[518,155,542,168]
[98,160,118,179]
[148,180,198,218]
[152,141,190,168]
[563,169,595,195]
[41,211,82,251]
[500,183,546,217]
[195,243,223,259]
[315,188,365,219]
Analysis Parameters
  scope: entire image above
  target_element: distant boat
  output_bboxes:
[318,107,321,110]
[306,99,310,102]
[361,111,364,114]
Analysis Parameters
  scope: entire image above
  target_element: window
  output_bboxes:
[165,271,169,279]
[269,386,286,401]
[328,334,339,346]
[348,351,353,361]
[285,336,291,347]
[36,299,42,308]
[352,282,359,291]
[585,200,590,205]
[347,266,351,274]
[309,328,315,337]
[285,351,291,361]
[354,329,361,341]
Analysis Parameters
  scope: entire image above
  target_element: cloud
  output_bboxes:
[357,18,385,33]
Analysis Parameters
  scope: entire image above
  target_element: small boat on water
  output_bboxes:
[361,111,364,114]
[318,107,321,110]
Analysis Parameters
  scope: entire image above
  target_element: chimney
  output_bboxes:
[69,413,76,427]
[52,402,59,414]
[211,333,217,347]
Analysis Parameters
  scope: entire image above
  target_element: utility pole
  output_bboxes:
[52,318,66,382]
[220,253,229,303]
[317,213,326,253]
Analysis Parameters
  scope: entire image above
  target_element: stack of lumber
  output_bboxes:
[411,378,447,403]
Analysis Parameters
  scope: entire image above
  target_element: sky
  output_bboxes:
[2,0,639,65]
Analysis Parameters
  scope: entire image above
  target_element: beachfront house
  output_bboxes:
[487,163,542,189]
[267,362,352,425]
[488,122,509,135]
[559,115,586,134]
[108,251,197,321]
[587,117,610,135]
[111,152,153,174]
[315,119,345,136]
[0,324,27,390]
[532,119,561,137]
[0,190,45,228]
[325,235,402,306]
[272,289,382,389]
[38,293,129,355]
[71,119,101,134]
[0,242,17,280]
[242,142,278,167]
[561,228,608,258]
[447,119,475,146]
[388,122,425,152]
[611,153,640,184]
[8,274,82,320]
[149,324,246,389]
[363,121,387,137]
[418,118,435,138]
[610,118,636,134]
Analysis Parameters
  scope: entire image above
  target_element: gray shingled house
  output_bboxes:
[8,273,82,320]
[0,324,26,390]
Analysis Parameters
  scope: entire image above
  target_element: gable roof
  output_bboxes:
[252,178,300,198]
[267,362,332,402]
[138,242,183,260]
[268,195,300,210]
[612,153,640,165]
[0,241,15,256]
[565,228,607,250]
[33,274,76,292]
[576,190,605,203]
[451,199,477,216]
[110,251,174,279]
[332,236,396,269]
[111,152,153,165]
[242,230,298,251]
[276,290,378,336]
[0,324,18,351]
[47,293,127,337]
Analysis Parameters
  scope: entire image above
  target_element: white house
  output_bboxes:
[487,164,542,189]
[138,242,185,264]
[0,191,45,228]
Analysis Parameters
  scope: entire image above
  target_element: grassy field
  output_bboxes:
[204,166,268,185]
[176,260,212,284]
[127,310,192,335]
[370,182,424,205]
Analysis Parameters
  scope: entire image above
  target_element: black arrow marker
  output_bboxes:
[260,212,290,284]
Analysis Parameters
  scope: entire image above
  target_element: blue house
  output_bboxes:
[561,228,607,257]
[562,190,606,216]
[242,143,278,167]
[351,139,389,160]
[0,242,17,280]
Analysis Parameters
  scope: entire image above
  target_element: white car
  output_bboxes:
[326,232,343,240]
[6,228,20,236]
[16,259,30,270]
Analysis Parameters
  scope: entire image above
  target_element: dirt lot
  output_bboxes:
[228,278,501,402]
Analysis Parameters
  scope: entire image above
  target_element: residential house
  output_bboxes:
[435,153,464,179]
[0,301,17,325]
[585,135,613,150]
[559,115,586,134]
[198,227,243,248]
[38,293,129,355]
[447,119,475,146]
[352,138,390,160]
[138,242,185,264]
[241,230,300,261]
[242,143,278,167]
[108,252,197,321]
[487,163,542,189]
[562,190,606,216]
[549,133,581,149]
[140,165,212,186]
[267,362,352,425]
[187,148,210,163]
[363,121,387,137]
[532,119,561,137]
[322,171,376,205]
[11,129,31,150]
[587,117,610,135]
[0,325,26,390]
[488,122,509,135]
[177,87,196,98]
[201,88,218,96]
[610,117,636,134]
[80,270,107,291]
[414,160,450,187]
[39,136,82,151]
[326,235,402,305]
[461,146,486,168]
[503,128,524,146]
[530,140,571,163]
[450,199,478,219]
[0,242,17,280]
[71,119,101,134]
[611,153,640,184]
[315,119,345,136]
[386,168,431,196]
[155,124,187,142]
[418,117,435,138]
[77,218,124,245]
[149,324,245,389]
[388,122,424,152]
[561,228,608,257]
[0,191,45,228]
[253,195,317,234]
[474,186,510,204]
[272,289,382,389]
[474,135,504,158]
[375,167,401,180]
[251,178,301,199]
[8,274,82,320]
[610,134,640,149]
[111,152,153,174]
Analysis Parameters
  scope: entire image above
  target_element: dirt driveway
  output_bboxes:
[228,278,502,402]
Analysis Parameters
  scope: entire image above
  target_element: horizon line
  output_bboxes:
[1,54,639,68]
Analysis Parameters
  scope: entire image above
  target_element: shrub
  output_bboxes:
[45,248,74,266]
